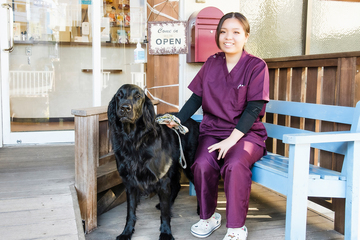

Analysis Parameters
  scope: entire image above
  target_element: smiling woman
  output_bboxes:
[166,12,269,240]
[214,13,250,74]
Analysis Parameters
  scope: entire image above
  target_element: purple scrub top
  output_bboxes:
[188,51,270,149]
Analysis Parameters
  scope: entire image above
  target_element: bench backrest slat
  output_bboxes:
[264,123,348,155]
[266,100,355,125]
[264,122,308,140]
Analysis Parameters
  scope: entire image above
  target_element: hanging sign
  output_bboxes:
[148,21,187,55]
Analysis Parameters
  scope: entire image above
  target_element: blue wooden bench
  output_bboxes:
[190,100,360,240]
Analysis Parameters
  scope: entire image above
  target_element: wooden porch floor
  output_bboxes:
[0,144,84,240]
[87,181,344,240]
[0,145,344,240]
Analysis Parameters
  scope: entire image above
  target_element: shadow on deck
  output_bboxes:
[86,182,344,240]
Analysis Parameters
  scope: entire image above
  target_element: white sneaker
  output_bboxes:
[190,212,221,238]
[222,226,248,240]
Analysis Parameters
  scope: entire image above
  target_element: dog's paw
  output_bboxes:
[159,233,174,240]
[116,234,132,240]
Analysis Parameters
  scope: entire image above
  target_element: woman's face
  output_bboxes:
[218,18,249,57]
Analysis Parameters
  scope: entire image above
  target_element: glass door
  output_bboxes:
[99,0,147,107]
[0,0,146,145]
[0,0,94,144]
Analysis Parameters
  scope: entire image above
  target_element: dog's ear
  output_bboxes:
[142,95,156,130]
[107,95,117,126]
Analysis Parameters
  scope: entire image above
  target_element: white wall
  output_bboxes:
[179,1,240,107]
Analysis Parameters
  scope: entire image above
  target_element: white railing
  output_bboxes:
[102,71,110,89]
[9,70,55,97]
[66,4,82,27]
[131,72,146,89]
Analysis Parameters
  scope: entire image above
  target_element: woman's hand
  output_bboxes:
[166,120,179,129]
[208,129,244,160]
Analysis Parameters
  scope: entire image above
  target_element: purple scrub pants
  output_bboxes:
[191,135,264,228]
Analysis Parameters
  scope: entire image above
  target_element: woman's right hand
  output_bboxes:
[166,121,179,129]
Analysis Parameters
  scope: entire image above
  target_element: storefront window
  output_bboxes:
[12,0,145,44]
[240,0,360,58]
[240,0,304,59]
[7,0,145,135]
[310,0,360,55]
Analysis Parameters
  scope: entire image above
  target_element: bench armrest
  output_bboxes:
[283,131,360,144]
[71,106,108,117]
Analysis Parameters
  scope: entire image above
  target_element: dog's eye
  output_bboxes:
[118,92,124,99]
[134,93,141,99]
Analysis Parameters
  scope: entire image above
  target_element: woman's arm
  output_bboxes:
[176,93,202,123]
[166,93,202,128]
[235,100,265,133]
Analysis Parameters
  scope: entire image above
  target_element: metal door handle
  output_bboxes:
[2,3,14,53]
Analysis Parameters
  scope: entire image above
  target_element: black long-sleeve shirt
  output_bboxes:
[176,93,265,134]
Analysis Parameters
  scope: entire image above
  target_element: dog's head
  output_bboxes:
[108,84,156,128]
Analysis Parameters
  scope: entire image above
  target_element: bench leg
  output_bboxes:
[189,182,196,196]
[345,141,360,240]
[285,143,310,240]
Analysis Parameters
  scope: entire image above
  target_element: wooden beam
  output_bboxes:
[272,68,280,154]
[300,67,308,129]
[304,0,313,55]
[285,68,293,157]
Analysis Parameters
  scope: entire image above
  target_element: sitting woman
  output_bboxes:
[167,12,269,240]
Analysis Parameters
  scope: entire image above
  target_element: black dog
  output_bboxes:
[108,84,199,240]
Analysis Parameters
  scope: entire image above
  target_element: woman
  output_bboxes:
[168,12,269,240]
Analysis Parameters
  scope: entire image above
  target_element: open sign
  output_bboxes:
[148,21,187,55]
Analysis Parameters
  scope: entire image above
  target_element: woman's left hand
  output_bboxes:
[208,129,245,160]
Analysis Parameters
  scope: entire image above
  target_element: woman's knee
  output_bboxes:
[191,156,218,175]
[221,159,249,177]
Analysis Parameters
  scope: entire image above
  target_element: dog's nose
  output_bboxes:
[120,104,132,113]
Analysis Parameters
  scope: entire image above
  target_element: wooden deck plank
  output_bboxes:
[0,219,79,240]
[0,168,74,181]
[0,193,73,213]
[0,178,74,198]
[0,202,75,226]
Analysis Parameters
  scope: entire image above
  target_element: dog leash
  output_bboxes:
[155,114,188,169]
[155,114,189,134]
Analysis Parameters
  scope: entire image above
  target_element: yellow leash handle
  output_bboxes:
[155,114,188,169]
[155,114,189,135]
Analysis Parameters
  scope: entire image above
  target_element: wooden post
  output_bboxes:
[74,114,99,233]
[146,0,179,114]
[334,57,357,234]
